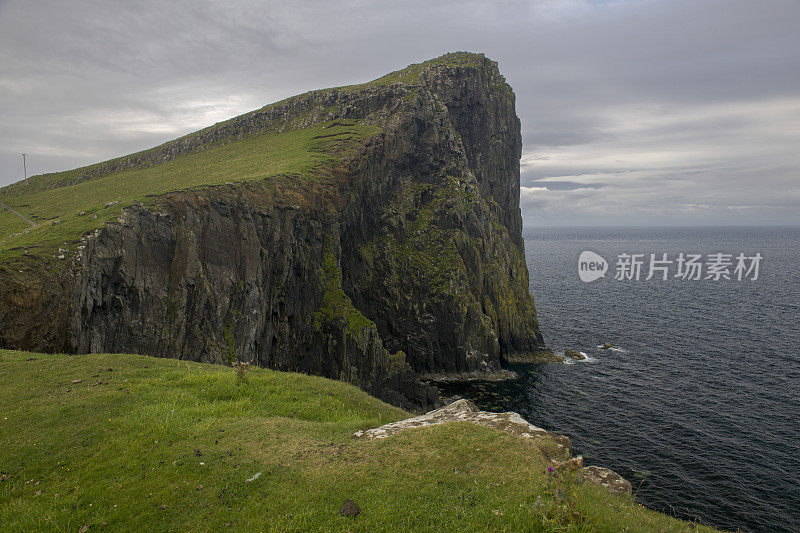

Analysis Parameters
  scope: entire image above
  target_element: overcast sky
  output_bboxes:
[1,0,798,226]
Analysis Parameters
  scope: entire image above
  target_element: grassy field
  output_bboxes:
[0,121,376,262]
[0,350,718,532]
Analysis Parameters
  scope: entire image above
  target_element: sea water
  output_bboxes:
[438,226,800,532]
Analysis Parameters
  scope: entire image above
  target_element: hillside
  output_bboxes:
[0,349,718,531]
[0,122,376,262]
[0,52,484,260]
[0,52,549,407]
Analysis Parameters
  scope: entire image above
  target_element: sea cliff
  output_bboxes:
[0,52,547,408]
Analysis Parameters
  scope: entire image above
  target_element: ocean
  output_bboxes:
[438,226,800,532]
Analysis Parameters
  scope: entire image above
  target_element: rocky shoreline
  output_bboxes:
[504,350,566,364]
[420,368,519,383]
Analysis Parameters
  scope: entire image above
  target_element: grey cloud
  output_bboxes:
[1,0,798,226]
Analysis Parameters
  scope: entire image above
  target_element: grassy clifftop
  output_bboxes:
[0,121,377,263]
[0,350,717,531]
[0,51,489,264]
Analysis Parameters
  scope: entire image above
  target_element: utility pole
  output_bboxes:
[22,153,27,182]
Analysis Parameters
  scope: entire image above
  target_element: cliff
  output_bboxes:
[0,52,547,408]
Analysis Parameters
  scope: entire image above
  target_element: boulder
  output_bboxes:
[580,466,633,496]
[564,350,585,360]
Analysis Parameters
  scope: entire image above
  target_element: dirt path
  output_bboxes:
[0,200,36,227]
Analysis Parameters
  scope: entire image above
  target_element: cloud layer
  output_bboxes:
[1,0,798,226]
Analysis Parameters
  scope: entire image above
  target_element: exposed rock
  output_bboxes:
[600,342,615,350]
[580,466,633,496]
[505,350,565,364]
[420,368,519,383]
[354,399,572,460]
[564,350,585,360]
[556,455,584,472]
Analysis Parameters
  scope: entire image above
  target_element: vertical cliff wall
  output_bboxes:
[0,52,547,408]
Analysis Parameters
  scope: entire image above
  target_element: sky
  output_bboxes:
[0,0,798,227]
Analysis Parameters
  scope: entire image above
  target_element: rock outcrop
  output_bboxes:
[580,466,633,496]
[564,350,585,360]
[0,52,547,408]
[355,399,632,496]
[354,398,572,459]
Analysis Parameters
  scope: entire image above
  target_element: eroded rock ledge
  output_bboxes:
[354,399,632,496]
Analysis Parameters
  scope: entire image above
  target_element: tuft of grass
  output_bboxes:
[0,350,719,532]
[313,252,376,338]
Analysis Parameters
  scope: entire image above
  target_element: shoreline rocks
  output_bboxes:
[564,350,586,360]
[580,466,632,496]
[504,350,565,364]
[420,368,519,383]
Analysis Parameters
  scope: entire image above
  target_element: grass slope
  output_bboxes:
[0,121,376,262]
[0,350,717,532]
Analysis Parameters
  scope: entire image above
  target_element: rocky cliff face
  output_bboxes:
[0,53,547,408]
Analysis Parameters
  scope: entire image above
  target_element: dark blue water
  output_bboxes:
[440,227,800,532]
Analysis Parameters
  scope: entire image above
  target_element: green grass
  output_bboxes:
[0,350,718,532]
[313,252,376,338]
[0,122,377,262]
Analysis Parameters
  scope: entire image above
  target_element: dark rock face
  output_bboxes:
[67,186,433,408]
[421,63,525,249]
[0,53,546,408]
[342,59,544,375]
